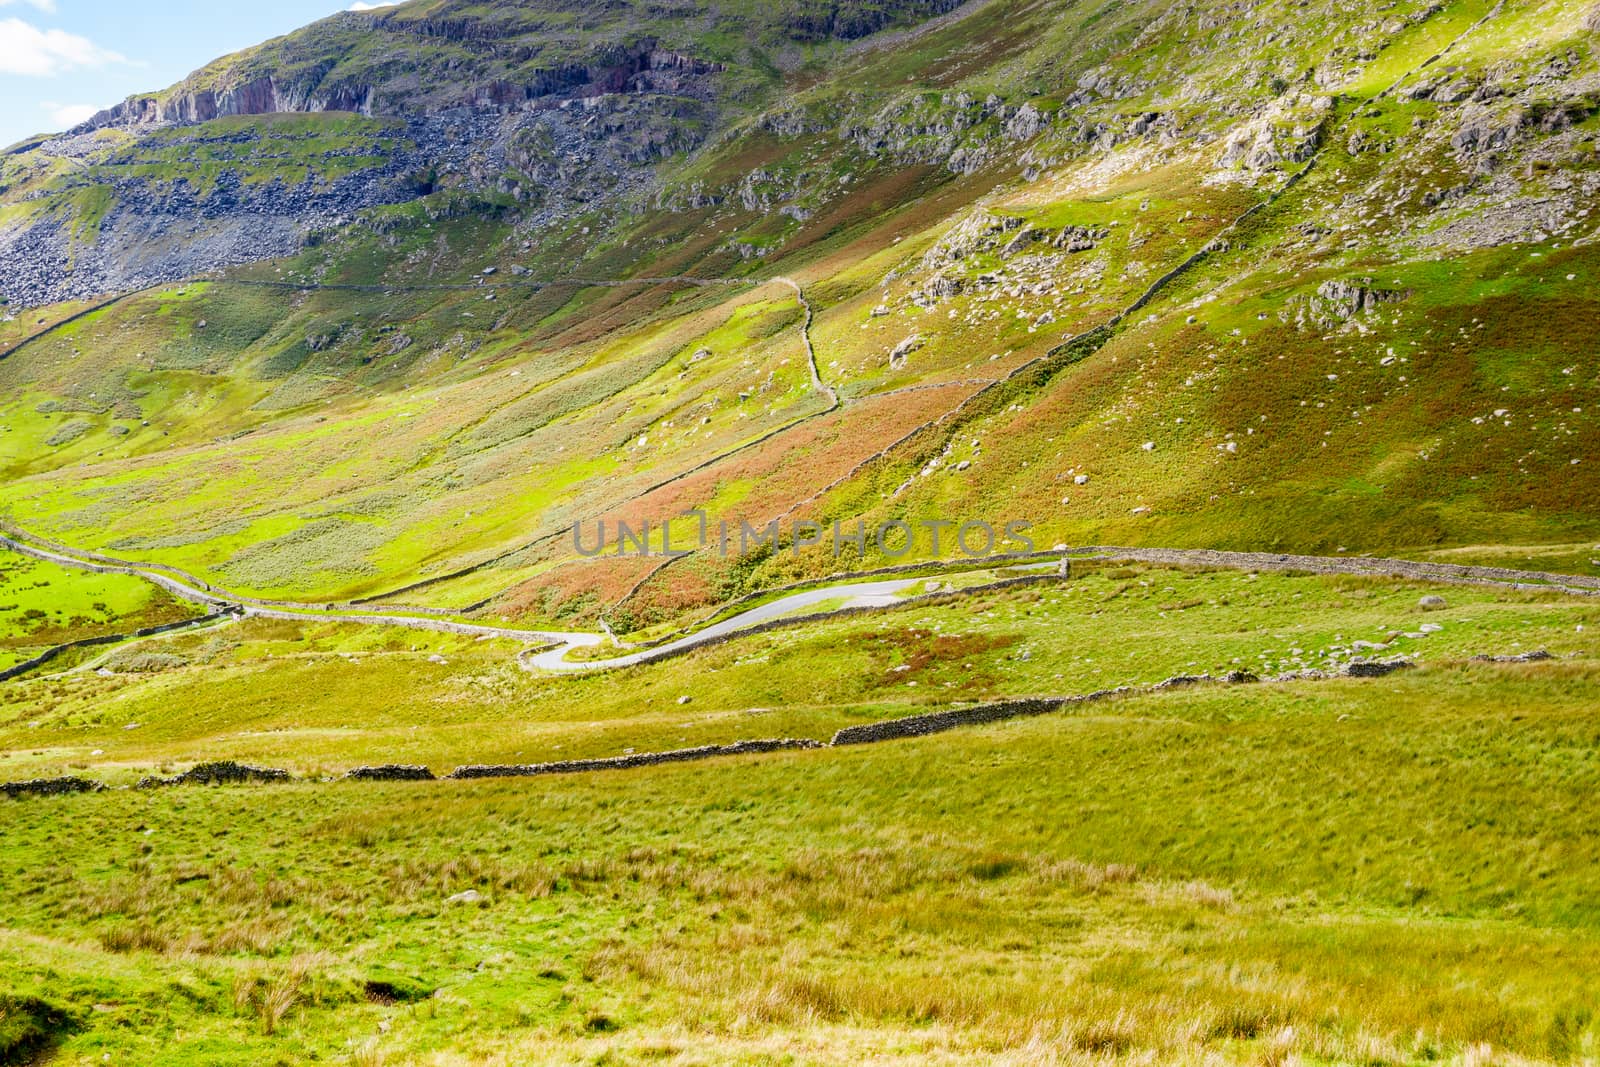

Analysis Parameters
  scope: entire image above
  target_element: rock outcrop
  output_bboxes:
[1309,278,1410,325]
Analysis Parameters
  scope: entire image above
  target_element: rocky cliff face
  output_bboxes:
[72,39,724,135]
[0,15,742,309]
[79,78,378,131]
[3,0,1592,314]
[4,0,975,309]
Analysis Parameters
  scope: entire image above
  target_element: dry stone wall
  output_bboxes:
[1,776,105,799]
[0,654,1554,799]
[0,611,234,683]
[447,739,824,780]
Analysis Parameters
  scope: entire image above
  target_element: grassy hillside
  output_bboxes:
[2,638,1597,1062]
[3,0,1600,1060]
[3,0,1597,632]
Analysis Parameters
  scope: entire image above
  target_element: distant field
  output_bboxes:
[3,0,1599,1061]
[2,561,1596,779]
[0,546,200,673]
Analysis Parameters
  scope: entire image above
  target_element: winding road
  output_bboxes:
[523,576,921,671]
[5,518,1597,681]
[0,0,1538,681]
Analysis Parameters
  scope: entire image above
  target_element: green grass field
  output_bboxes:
[2,643,1597,1064]
[0,562,1596,1063]
[0,547,200,672]
[2,562,1596,779]
[3,0,1600,1061]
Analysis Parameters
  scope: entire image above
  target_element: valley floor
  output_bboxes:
[2,556,1598,1064]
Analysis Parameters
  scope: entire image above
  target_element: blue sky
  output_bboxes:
[0,0,400,148]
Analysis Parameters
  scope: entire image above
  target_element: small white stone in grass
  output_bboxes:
[1141,441,1155,451]
[1569,274,1577,281]
[677,695,691,704]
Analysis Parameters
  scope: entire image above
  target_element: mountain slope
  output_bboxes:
[0,0,1596,634]
[0,0,965,308]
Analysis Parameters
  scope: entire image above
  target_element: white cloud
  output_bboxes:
[0,0,60,14]
[42,100,100,128]
[348,0,400,9]
[0,18,124,76]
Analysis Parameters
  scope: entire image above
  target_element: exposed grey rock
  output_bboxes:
[889,334,924,369]
[1310,278,1409,325]
[1052,225,1109,252]
[1004,102,1048,141]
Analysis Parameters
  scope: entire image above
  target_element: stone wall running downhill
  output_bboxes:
[446,739,826,780]
[0,611,236,683]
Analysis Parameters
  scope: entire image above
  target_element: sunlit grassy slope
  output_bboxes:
[2,0,1600,1063]
[2,0,1597,633]
[0,547,199,672]
[1,613,1597,1063]
[2,560,1599,1064]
